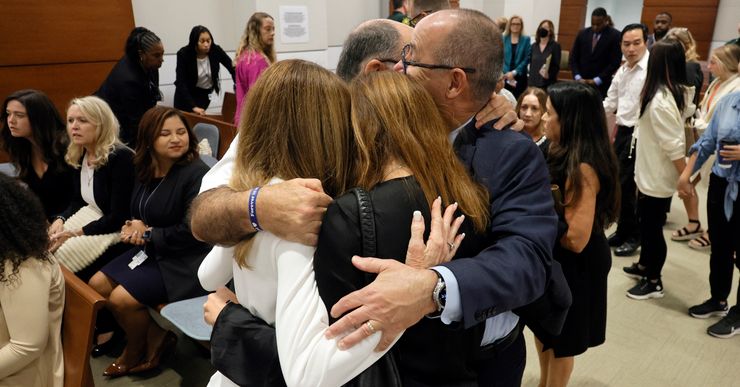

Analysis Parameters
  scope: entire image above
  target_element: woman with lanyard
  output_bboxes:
[88,106,211,378]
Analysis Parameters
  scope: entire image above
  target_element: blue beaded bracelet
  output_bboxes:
[248,186,263,232]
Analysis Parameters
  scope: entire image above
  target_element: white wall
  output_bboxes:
[130,0,381,113]
[711,0,740,51]
[460,0,561,37]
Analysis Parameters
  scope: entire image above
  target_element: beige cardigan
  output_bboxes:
[0,257,64,387]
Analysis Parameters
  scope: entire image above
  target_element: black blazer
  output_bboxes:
[134,159,211,302]
[569,26,622,96]
[174,44,235,112]
[59,144,135,236]
[95,56,161,147]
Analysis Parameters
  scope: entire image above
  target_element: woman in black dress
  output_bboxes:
[96,27,163,148]
[536,82,620,387]
[89,106,210,378]
[1,89,73,219]
[174,25,235,115]
[529,20,561,90]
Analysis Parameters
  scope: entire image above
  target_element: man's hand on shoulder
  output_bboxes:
[258,178,332,246]
[475,92,524,131]
[325,257,438,352]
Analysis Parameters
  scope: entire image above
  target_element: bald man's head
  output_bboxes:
[336,19,412,81]
[408,0,450,16]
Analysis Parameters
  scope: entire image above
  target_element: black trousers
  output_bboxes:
[707,173,740,304]
[613,126,640,242]
[475,328,526,387]
[636,192,672,280]
[191,87,212,110]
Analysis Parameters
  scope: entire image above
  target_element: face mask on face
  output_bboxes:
[537,27,549,38]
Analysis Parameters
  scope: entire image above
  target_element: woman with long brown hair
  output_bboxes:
[89,106,210,378]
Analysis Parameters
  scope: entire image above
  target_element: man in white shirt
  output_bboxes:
[603,23,649,257]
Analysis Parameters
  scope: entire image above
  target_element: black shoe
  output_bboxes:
[707,307,740,338]
[622,263,647,280]
[614,240,640,256]
[608,232,625,247]
[689,299,729,319]
[92,329,125,358]
[626,278,664,300]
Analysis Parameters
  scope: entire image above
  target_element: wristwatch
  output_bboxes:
[428,270,446,318]
[142,228,152,241]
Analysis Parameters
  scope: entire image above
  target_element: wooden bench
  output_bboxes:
[61,264,105,387]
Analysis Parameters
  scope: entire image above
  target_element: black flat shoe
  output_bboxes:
[614,240,640,257]
[92,329,125,358]
[607,232,624,247]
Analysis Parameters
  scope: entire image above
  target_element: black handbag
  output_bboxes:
[343,188,403,387]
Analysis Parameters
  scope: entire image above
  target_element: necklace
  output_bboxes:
[138,175,167,224]
[382,163,409,181]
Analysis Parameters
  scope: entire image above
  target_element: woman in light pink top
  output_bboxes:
[234,12,275,124]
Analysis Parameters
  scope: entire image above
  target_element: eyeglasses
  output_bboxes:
[400,44,477,74]
[409,10,433,27]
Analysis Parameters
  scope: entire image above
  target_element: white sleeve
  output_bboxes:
[199,133,239,193]
[198,246,235,291]
[274,240,398,387]
[649,94,685,161]
[602,66,621,114]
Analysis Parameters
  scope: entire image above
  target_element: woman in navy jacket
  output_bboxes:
[174,25,235,115]
[503,15,532,99]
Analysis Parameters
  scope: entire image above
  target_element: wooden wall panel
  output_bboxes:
[557,0,587,80]
[0,0,134,66]
[641,3,718,60]
[643,0,718,7]
[0,62,117,115]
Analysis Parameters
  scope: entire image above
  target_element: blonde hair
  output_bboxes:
[666,27,699,62]
[350,71,489,232]
[64,96,121,169]
[710,44,740,77]
[230,60,354,267]
[236,12,276,65]
[504,15,525,36]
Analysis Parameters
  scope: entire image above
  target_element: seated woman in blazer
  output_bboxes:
[174,25,235,115]
[0,174,64,387]
[47,96,135,280]
[89,106,211,378]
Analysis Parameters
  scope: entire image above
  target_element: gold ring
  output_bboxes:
[366,321,376,334]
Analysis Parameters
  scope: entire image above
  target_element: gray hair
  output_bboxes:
[336,21,401,81]
[434,9,503,104]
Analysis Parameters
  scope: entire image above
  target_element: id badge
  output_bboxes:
[128,250,149,270]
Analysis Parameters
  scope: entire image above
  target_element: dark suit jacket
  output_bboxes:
[135,159,211,302]
[569,26,622,96]
[450,119,568,332]
[59,144,135,236]
[174,44,235,112]
[95,56,161,147]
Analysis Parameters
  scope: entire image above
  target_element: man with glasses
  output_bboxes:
[326,9,566,387]
[192,14,527,386]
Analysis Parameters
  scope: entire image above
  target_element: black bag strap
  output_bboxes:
[352,188,377,257]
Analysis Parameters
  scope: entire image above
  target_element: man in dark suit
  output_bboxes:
[569,7,622,98]
[326,9,565,387]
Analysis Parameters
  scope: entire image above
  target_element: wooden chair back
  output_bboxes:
[61,265,105,387]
